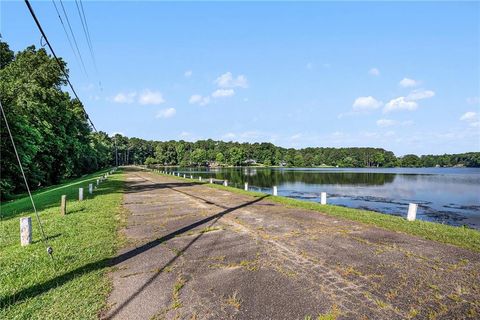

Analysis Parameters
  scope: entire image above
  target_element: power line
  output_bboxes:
[50,0,82,74]
[0,99,53,258]
[76,0,97,72]
[24,0,97,131]
[57,0,88,77]
[78,0,103,91]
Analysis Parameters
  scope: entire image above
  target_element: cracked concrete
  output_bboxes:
[103,168,480,319]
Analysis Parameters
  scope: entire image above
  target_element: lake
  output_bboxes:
[162,167,480,230]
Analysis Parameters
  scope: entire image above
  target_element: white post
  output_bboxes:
[244,182,248,191]
[89,183,93,194]
[210,178,213,184]
[190,175,193,179]
[320,192,327,205]
[199,177,202,182]
[20,217,32,246]
[223,180,228,187]
[96,179,99,186]
[183,174,186,178]
[407,203,418,221]
[79,187,84,201]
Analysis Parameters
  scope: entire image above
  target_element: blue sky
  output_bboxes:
[2,1,479,155]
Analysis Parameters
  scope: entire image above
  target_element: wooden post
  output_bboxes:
[244,182,248,191]
[79,187,84,201]
[320,192,327,205]
[407,203,418,221]
[273,186,278,196]
[20,217,32,246]
[60,195,67,215]
[89,183,93,194]
[223,180,228,187]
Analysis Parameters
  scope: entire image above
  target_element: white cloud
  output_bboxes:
[466,97,480,105]
[184,70,192,78]
[222,132,236,139]
[290,133,302,140]
[189,94,210,106]
[155,107,176,119]
[399,77,420,88]
[369,68,380,76]
[352,96,383,111]
[189,94,202,104]
[212,89,235,98]
[376,119,396,127]
[407,89,435,101]
[113,92,136,104]
[179,131,190,138]
[460,111,477,121]
[383,97,418,113]
[215,72,248,88]
[139,90,165,105]
[306,62,314,70]
[383,88,435,113]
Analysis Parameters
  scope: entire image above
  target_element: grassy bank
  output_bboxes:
[0,169,125,319]
[151,170,480,253]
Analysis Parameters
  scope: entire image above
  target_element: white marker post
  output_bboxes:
[273,186,278,196]
[183,174,186,178]
[320,192,327,205]
[407,203,418,221]
[244,182,248,191]
[210,178,213,184]
[96,179,99,186]
[79,187,84,201]
[199,176,202,182]
[89,183,93,195]
[60,195,67,216]
[190,175,193,179]
[20,217,32,246]
[223,180,228,187]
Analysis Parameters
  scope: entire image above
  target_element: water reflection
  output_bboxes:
[152,166,480,229]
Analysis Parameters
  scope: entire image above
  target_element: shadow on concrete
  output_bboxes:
[0,172,268,312]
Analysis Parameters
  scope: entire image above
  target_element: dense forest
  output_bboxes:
[1,41,479,198]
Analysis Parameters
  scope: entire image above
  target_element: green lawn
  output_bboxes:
[151,169,480,253]
[0,169,124,319]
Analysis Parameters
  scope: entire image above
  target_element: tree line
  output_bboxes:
[1,41,478,198]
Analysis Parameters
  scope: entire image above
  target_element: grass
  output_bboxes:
[1,168,114,220]
[0,169,124,319]
[150,169,480,252]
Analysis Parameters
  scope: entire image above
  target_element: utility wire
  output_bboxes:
[76,0,96,73]
[58,0,88,77]
[24,0,97,131]
[78,0,103,91]
[0,99,53,258]
[51,0,82,75]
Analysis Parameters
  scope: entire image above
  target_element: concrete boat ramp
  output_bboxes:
[103,168,479,319]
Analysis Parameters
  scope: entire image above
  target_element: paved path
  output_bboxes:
[103,168,479,319]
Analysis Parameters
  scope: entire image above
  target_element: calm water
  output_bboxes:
[162,167,480,229]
